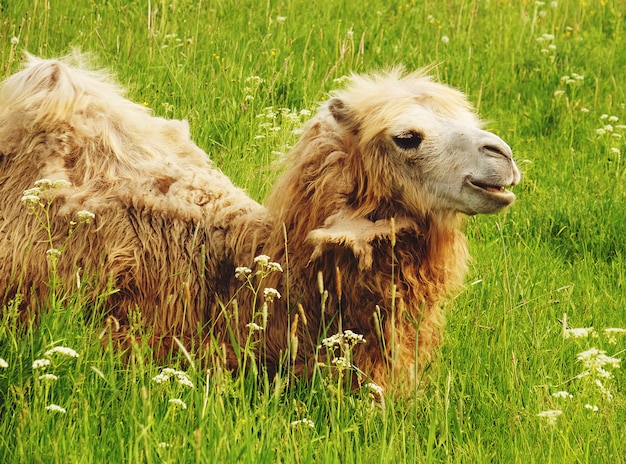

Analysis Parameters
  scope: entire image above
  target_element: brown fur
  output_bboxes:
[0,55,519,391]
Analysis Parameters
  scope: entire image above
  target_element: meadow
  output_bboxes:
[1,0,625,462]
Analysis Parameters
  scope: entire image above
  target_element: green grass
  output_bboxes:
[1,0,626,462]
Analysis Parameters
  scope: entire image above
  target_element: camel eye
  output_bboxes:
[392,131,423,150]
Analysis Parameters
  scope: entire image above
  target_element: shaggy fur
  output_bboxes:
[0,55,520,390]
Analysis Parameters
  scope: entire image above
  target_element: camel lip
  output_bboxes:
[466,177,516,203]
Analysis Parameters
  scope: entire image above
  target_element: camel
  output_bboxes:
[0,54,520,390]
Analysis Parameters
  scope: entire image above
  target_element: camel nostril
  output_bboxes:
[482,144,511,159]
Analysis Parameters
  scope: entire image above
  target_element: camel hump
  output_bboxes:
[0,53,134,132]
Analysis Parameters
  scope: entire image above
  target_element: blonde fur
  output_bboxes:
[0,55,519,391]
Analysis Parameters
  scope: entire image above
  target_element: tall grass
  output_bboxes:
[1,0,625,462]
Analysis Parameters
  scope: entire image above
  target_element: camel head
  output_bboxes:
[325,68,521,218]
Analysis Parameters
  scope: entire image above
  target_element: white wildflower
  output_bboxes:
[299,109,311,116]
[610,147,621,155]
[365,382,384,397]
[542,33,555,41]
[441,35,449,44]
[246,322,264,331]
[235,266,252,280]
[32,358,51,370]
[76,210,95,224]
[290,418,315,428]
[550,1,558,7]
[175,372,194,388]
[253,135,266,140]
[604,327,626,344]
[585,404,599,412]
[44,346,79,358]
[34,179,71,189]
[608,115,619,122]
[332,75,350,84]
[39,373,59,382]
[263,287,281,302]
[0,358,8,368]
[276,15,287,23]
[46,248,62,259]
[245,76,264,84]
[553,90,565,97]
[254,255,270,266]
[343,329,366,346]
[331,356,351,370]
[552,390,573,399]
[152,368,194,388]
[46,404,67,414]
[577,348,620,384]
[31,178,51,187]
[11,37,19,45]
[596,128,606,136]
[601,114,609,119]
[595,379,614,401]
[267,261,283,273]
[581,107,590,113]
[536,409,562,425]
[604,124,614,132]
[321,333,343,349]
[548,44,556,50]
[22,187,43,197]
[168,398,187,409]
[152,373,169,384]
[615,125,626,130]
[21,194,42,207]
[564,327,594,338]
[158,442,171,448]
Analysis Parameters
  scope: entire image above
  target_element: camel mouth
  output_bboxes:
[466,178,516,203]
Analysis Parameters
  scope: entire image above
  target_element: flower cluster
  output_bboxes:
[536,409,562,426]
[152,368,195,389]
[32,345,80,371]
[541,314,624,422]
[577,348,621,381]
[252,254,283,273]
[44,346,80,358]
[45,404,67,414]
[594,114,625,160]
[290,418,315,428]
[553,72,584,100]
[248,104,312,158]
[246,322,264,331]
[535,33,557,60]
[263,287,281,303]
[168,398,187,409]
[21,179,70,208]
[29,345,82,415]
[321,330,366,349]
[319,330,366,374]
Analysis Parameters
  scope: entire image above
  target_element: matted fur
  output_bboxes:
[0,55,520,391]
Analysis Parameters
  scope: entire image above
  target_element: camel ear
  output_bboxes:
[328,98,359,134]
